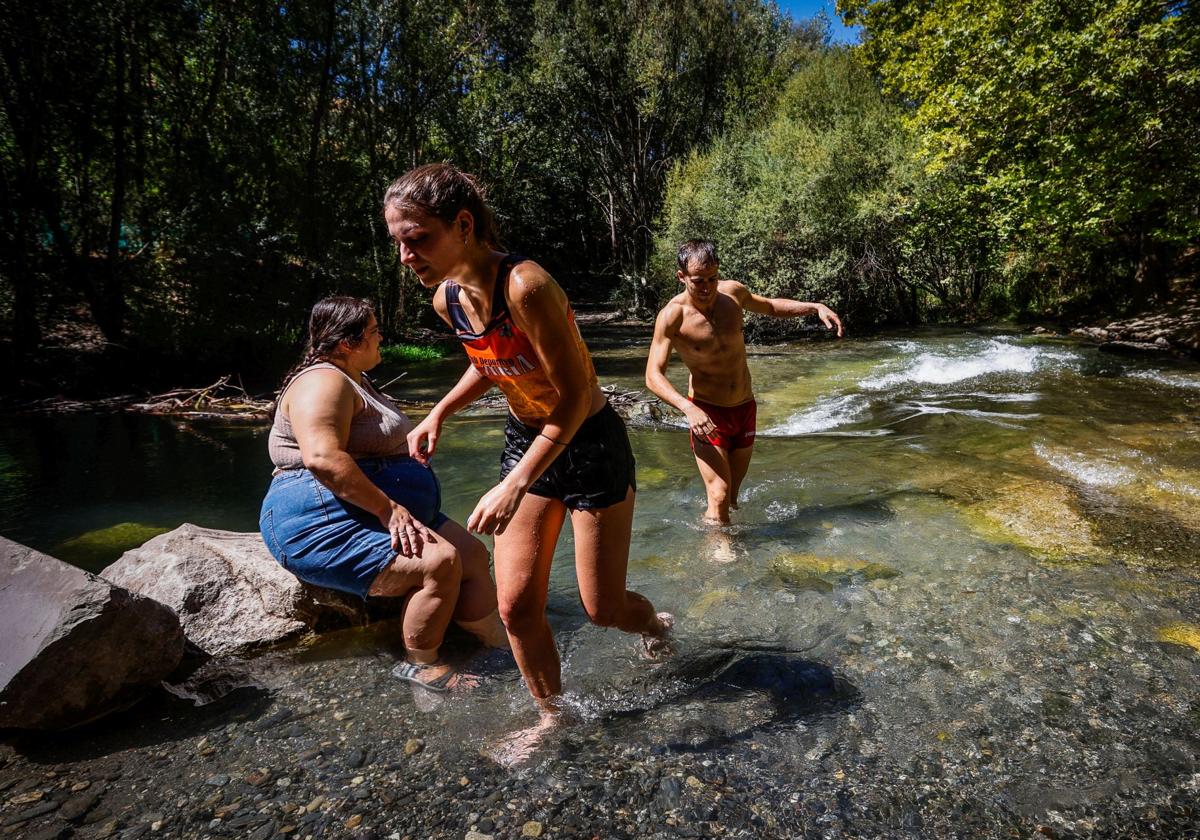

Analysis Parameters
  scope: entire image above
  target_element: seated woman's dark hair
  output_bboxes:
[272,296,376,417]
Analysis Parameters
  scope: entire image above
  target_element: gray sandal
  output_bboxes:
[391,661,474,693]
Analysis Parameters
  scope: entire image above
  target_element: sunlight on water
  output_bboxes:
[3,329,1200,822]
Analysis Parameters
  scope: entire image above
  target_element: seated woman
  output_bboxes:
[259,296,508,691]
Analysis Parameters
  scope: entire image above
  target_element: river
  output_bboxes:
[1,325,1198,837]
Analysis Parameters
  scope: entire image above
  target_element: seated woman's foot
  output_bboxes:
[392,660,481,694]
[640,611,675,659]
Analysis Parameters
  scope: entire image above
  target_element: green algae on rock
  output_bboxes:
[686,588,740,620]
[54,522,172,570]
[770,552,900,586]
[959,478,1103,563]
[1156,622,1200,653]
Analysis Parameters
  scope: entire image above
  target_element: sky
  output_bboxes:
[776,0,862,45]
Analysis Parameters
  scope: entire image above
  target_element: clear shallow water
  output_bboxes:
[3,328,1200,834]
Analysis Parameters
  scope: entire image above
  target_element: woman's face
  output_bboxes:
[348,313,383,371]
[384,206,466,288]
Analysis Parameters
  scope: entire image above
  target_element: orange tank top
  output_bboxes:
[445,255,598,425]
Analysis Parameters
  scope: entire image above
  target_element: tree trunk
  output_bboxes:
[102,4,130,344]
[1133,229,1169,304]
[303,0,338,263]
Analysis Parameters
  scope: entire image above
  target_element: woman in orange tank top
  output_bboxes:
[382,164,671,760]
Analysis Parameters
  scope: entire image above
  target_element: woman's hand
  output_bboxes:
[407,412,443,465]
[467,479,526,536]
[381,502,436,556]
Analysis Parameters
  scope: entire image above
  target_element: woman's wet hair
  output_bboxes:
[382,163,500,247]
[273,296,376,416]
[677,239,719,271]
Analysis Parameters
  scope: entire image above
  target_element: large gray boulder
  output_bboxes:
[0,537,185,730]
[101,525,373,655]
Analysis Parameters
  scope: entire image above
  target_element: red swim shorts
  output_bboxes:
[688,397,757,451]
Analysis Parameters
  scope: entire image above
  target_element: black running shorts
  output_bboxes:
[499,402,636,510]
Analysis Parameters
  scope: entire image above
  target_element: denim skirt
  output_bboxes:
[259,456,450,599]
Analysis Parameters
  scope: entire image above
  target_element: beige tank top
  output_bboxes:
[268,363,413,470]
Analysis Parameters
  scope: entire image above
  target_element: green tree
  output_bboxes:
[655,49,936,326]
[841,0,1200,305]
[524,0,811,293]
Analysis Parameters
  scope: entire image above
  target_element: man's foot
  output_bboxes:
[485,712,560,767]
[392,660,481,694]
[708,535,736,563]
[641,611,675,658]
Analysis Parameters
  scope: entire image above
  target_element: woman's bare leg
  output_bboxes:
[368,535,460,660]
[571,487,671,642]
[435,519,498,622]
[493,493,567,704]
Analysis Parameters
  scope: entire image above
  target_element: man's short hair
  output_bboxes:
[677,239,719,271]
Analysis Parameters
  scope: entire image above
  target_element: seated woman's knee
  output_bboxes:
[422,541,462,590]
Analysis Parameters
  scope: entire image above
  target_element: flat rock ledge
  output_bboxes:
[0,536,185,730]
[1070,291,1200,357]
[101,525,378,656]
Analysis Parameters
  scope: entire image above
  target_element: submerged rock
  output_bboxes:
[53,522,172,570]
[687,588,739,619]
[959,477,1102,562]
[1156,622,1200,653]
[101,525,375,655]
[771,552,900,584]
[0,536,184,730]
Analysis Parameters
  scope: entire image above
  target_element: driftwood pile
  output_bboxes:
[128,376,272,422]
[15,375,669,428]
[464,383,664,424]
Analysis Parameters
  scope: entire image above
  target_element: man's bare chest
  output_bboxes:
[678,309,744,358]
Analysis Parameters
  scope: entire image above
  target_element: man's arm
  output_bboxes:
[723,281,843,336]
[644,304,718,439]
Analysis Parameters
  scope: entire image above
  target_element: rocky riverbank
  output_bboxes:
[2,636,1198,839]
[1068,283,1200,358]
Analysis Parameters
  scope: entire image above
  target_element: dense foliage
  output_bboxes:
[654,50,927,326]
[1,0,1197,387]
[0,0,815,384]
[839,0,1200,312]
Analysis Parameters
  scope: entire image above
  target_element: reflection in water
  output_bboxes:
[2,330,1200,828]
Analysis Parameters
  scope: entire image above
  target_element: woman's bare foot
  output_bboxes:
[486,711,561,767]
[641,611,675,658]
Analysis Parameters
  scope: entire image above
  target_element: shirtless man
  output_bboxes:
[645,239,843,524]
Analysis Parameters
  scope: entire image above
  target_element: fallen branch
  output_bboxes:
[128,376,273,422]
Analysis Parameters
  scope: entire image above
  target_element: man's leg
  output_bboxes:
[571,486,670,642]
[493,493,567,704]
[693,440,734,524]
[728,443,754,510]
